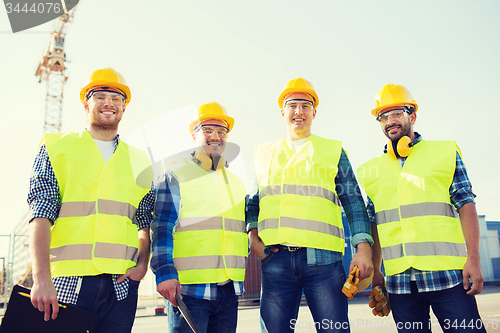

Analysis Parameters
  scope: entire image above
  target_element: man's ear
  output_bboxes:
[410,112,417,125]
[281,109,285,118]
[313,109,317,119]
[83,100,89,112]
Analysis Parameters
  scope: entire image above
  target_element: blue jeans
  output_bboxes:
[75,274,140,333]
[389,282,486,332]
[166,281,238,333]
[260,247,349,333]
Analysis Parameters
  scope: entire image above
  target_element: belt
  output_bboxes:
[275,244,303,252]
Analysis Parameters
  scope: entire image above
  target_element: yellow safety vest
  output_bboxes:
[45,131,152,277]
[357,140,467,276]
[167,158,247,284]
[254,135,344,252]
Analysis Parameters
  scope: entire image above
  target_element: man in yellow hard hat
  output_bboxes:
[150,102,247,333]
[27,68,154,332]
[247,78,374,332]
[357,84,486,332]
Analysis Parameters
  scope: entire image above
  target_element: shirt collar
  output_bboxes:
[411,132,422,146]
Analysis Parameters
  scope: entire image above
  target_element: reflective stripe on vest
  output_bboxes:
[258,217,344,239]
[176,217,245,233]
[260,184,341,206]
[50,243,138,262]
[174,255,247,271]
[254,135,345,252]
[357,140,467,275]
[381,242,467,260]
[59,200,138,224]
[376,202,457,224]
[166,158,247,284]
[46,131,152,277]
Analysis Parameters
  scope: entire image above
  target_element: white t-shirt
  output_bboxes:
[282,138,308,247]
[94,138,115,163]
[288,137,307,153]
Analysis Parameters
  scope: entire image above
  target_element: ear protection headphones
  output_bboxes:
[384,136,415,159]
[191,151,226,171]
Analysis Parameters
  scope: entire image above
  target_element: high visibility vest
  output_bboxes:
[45,131,153,277]
[254,135,345,252]
[167,158,247,284]
[357,140,467,276]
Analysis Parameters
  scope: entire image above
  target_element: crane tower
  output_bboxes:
[35,3,78,133]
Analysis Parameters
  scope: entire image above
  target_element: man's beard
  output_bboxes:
[90,118,119,132]
[385,121,411,142]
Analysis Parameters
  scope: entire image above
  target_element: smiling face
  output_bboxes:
[281,92,317,140]
[192,119,228,157]
[378,106,416,142]
[84,88,126,133]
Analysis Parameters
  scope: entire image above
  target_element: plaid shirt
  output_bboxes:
[150,159,244,301]
[27,134,154,304]
[367,133,476,294]
[246,146,373,266]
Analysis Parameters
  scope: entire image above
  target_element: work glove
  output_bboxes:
[368,286,391,317]
[342,266,360,299]
[342,266,374,299]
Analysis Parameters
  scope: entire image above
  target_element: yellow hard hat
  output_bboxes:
[189,102,234,134]
[278,77,319,109]
[371,84,418,117]
[80,68,131,105]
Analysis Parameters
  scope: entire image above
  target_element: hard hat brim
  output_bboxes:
[371,102,418,117]
[80,80,131,105]
[278,88,319,109]
[189,114,234,134]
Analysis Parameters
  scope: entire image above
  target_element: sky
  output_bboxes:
[1,0,499,257]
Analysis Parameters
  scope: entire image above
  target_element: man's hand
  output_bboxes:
[30,278,59,321]
[463,257,484,296]
[371,269,386,293]
[349,242,373,280]
[118,227,151,284]
[157,279,181,306]
[248,229,278,260]
[117,262,148,284]
[29,218,58,321]
[458,202,484,296]
[248,229,266,260]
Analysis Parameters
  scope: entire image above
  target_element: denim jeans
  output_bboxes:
[389,282,486,333]
[75,274,140,333]
[166,281,238,333]
[260,247,349,333]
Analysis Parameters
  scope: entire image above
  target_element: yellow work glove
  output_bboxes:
[368,286,391,317]
[342,266,360,299]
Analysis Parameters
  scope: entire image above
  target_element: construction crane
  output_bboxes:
[11,2,80,291]
[35,1,78,133]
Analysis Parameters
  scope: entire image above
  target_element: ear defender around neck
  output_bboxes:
[384,136,413,159]
[191,151,226,171]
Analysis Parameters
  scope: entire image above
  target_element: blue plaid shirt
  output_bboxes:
[150,159,244,301]
[367,134,476,294]
[27,134,155,304]
[246,146,373,265]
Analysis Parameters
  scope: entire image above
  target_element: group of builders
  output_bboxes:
[25,68,486,332]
